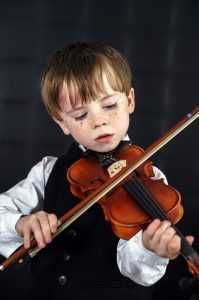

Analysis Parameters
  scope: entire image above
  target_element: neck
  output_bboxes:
[82,139,132,167]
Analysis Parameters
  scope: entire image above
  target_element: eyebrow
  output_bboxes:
[100,93,120,102]
[66,107,85,114]
[66,93,120,114]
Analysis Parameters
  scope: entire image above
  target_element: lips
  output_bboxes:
[95,134,114,142]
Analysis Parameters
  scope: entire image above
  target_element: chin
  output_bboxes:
[95,141,121,153]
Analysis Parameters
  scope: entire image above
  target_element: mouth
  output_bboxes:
[95,134,114,143]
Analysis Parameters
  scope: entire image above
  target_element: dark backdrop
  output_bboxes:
[0,0,198,299]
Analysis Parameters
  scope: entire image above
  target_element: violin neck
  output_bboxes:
[123,176,199,274]
[180,239,199,275]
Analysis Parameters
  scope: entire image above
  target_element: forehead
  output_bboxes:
[59,73,117,112]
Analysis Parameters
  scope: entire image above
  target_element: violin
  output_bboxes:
[0,106,198,277]
[67,143,184,240]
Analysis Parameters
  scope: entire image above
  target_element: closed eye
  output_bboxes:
[74,113,88,121]
[103,103,117,109]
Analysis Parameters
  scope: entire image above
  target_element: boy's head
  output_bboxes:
[41,42,135,152]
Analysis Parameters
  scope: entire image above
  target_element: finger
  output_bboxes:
[48,213,58,234]
[31,219,46,249]
[167,235,181,259]
[144,219,161,241]
[37,212,53,244]
[150,220,172,246]
[149,226,176,257]
[159,226,176,246]
[185,235,194,245]
[23,226,32,249]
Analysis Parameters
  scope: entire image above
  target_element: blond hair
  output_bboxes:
[41,42,132,121]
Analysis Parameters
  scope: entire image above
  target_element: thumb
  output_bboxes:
[185,235,194,245]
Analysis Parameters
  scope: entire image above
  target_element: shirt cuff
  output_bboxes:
[129,230,169,266]
[0,211,23,258]
[117,230,169,286]
[1,211,23,236]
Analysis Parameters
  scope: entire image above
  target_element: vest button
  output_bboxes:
[68,229,77,237]
[64,253,71,261]
[58,275,68,286]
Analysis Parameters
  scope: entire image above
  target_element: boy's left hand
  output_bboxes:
[142,219,194,259]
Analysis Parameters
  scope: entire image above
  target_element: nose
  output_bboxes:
[90,112,109,129]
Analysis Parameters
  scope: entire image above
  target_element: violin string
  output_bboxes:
[133,176,171,220]
[123,176,199,264]
[127,176,185,234]
[123,177,166,220]
[131,176,192,242]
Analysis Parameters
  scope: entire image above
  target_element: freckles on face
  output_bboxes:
[79,120,84,127]
[57,78,134,152]
[60,94,130,151]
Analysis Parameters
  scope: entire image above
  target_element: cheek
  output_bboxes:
[69,121,88,140]
[111,106,129,124]
[68,118,84,130]
[109,108,122,119]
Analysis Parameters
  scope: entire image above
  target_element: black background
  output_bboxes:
[0,0,198,299]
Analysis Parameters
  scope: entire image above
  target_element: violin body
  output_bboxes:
[67,144,184,240]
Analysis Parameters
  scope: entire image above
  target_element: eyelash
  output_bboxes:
[74,113,88,121]
[74,103,117,121]
[104,103,117,109]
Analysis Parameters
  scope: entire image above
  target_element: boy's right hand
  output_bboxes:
[15,211,58,249]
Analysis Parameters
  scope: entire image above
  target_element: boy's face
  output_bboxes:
[56,76,135,153]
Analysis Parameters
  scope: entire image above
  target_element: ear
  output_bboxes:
[127,88,135,114]
[53,117,71,135]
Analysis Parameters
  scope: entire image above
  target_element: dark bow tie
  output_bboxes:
[83,140,132,168]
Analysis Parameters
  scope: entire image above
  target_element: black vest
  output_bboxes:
[30,143,154,299]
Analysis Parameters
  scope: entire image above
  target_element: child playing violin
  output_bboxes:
[0,42,193,300]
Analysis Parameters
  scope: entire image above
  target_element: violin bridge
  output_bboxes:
[107,160,127,178]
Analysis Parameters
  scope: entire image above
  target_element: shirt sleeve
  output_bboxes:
[0,156,57,257]
[116,166,169,286]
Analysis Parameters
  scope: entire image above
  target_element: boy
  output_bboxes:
[0,42,193,299]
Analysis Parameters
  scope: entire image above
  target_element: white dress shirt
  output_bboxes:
[0,155,169,286]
